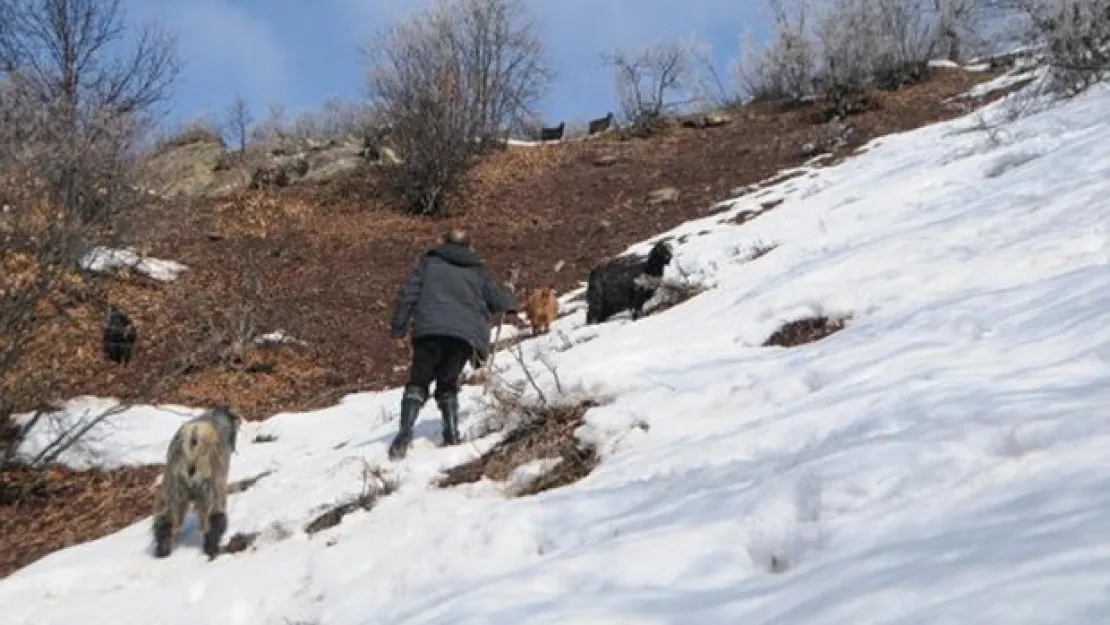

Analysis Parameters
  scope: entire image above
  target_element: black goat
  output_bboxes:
[588,112,615,136]
[103,306,137,364]
[540,122,565,141]
[585,240,674,325]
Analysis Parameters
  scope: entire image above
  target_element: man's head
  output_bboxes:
[443,228,470,247]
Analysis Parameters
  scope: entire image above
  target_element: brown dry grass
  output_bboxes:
[304,462,397,535]
[645,275,711,317]
[763,316,849,348]
[438,399,600,496]
[0,465,162,576]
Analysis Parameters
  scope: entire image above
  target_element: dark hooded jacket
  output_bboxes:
[390,242,517,359]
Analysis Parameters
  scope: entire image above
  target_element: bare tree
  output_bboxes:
[225,92,253,155]
[736,0,991,111]
[935,0,987,61]
[602,41,692,134]
[249,102,288,147]
[0,0,179,223]
[737,0,818,103]
[0,0,187,493]
[685,36,742,109]
[815,0,931,90]
[364,0,554,215]
[0,0,179,130]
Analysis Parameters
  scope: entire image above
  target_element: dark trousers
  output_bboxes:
[406,335,473,401]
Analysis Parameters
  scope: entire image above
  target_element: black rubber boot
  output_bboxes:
[388,385,426,460]
[437,393,461,446]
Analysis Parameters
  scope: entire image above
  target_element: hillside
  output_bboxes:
[9,64,1010,420]
[3,61,1110,623]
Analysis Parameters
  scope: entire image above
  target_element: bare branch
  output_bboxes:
[737,0,995,109]
[602,40,693,133]
[986,0,1110,93]
[225,92,253,155]
[737,0,818,103]
[0,0,179,127]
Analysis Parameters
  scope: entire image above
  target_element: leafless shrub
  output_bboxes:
[438,398,600,495]
[936,0,987,61]
[467,343,583,438]
[247,98,376,151]
[441,346,605,495]
[0,154,125,476]
[247,103,291,147]
[748,240,780,260]
[291,97,374,142]
[687,38,743,109]
[816,0,922,98]
[738,0,987,109]
[955,57,1051,145]
[738,0,818,103]
[965,108,1015,147]
[305,458,397,535]
[643,261,712,316]
[511,114,546,141]
[990,0,1110,93]
[603,41,692,137]
[364,0,554,215]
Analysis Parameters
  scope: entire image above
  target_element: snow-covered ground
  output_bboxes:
[5,74,1110,624]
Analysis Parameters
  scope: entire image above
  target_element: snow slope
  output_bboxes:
[5,76,1110,624]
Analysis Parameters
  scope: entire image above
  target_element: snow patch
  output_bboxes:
[79,246,187,282]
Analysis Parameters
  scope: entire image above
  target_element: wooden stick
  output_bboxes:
[482,265,521,395]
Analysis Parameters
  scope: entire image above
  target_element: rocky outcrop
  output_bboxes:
[136,135,227,199]
[137,132,402,198]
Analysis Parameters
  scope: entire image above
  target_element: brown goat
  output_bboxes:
[525,286,559,335]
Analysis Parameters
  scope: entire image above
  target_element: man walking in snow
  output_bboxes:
[388,228,517,460]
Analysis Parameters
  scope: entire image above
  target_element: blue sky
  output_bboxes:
[124,0,771,129]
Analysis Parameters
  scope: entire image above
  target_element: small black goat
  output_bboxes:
[540,122,565,141]
[588,112,615,136]
[585,240,674,325]
[103,306,137,364]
